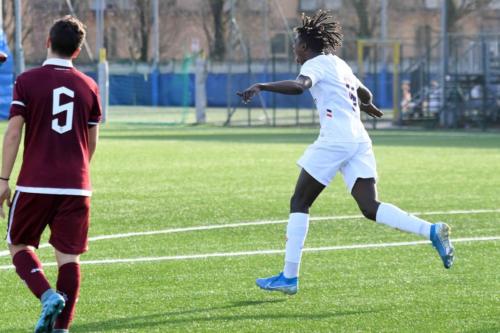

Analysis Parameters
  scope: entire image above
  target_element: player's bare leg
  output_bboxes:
[351,177,455,268]
[53,250,81,332]
[256,169,325,294]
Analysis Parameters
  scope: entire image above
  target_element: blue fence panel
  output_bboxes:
[159,73,194,106]
[0,31,14,120]
[361,73,394,109]
[86,71,398,109]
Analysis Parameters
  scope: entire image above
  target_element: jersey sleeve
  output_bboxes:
[299,58,325,87]
[89,86,102,126]
[355,76,363,89]
[9,77,27,119]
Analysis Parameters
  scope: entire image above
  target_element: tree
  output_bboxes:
[446,0,493,32]
[110,0,152,62]
[348,0,380,39]
[201,0,234,61]
[131,0,151,62]
[211,0,226,61]
[2,0,35,49]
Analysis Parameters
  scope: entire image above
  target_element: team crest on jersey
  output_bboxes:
[326,109,333,118]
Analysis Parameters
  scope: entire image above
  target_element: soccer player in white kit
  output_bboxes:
[237,10,455,295]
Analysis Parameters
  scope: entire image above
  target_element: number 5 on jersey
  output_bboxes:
[52,86,74,134]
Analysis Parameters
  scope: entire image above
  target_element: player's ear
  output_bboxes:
[71,48,81,60]
[46,37,51,49]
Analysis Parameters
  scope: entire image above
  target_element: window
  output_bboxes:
[300,0,341,11]
[108,27,118,58]
[324,0,342,10]
[300,0,319,12]
[247,0,265,12]
[33,0,63,11]
[271,32,289,56]
[92,0,132,10]
[176,0,200,11]
[415,25,432,50]
[489,0,500,9]
[424,0,440,9]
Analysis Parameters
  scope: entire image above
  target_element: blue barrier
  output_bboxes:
[92,71,397,109]
[1,60,397,121]
[0,31,14,120]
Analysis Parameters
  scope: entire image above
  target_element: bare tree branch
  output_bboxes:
[349,0,378,39]
[447,0,493,32]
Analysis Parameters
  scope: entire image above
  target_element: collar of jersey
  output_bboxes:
[43,58,73,68]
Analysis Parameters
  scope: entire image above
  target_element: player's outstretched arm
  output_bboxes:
[237,75,312,104]
[357,81,384,118]
[0,116,24,218]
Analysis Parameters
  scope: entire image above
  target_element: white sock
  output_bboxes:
[376,203,431,238]
[283,262,299,279]
[283,213,309,278]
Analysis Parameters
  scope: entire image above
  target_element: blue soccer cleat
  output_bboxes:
[35,290,65,333]
[430,223,455,269]
[256,272,298,295]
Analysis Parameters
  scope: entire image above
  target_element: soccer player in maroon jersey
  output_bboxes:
[0,16,100,333]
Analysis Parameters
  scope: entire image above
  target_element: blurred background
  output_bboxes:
[0,0,499,128]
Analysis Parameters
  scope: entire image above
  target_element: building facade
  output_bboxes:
[2,0,500,64]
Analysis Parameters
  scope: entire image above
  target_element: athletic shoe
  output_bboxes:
[256,272,298,295]
[34,291,65,333]
[430,223,455,269]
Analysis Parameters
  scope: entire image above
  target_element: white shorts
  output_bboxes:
[297,140,378,192]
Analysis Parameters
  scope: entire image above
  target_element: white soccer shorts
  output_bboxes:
[297,140,378,192]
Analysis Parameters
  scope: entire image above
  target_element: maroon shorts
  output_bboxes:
[6,191,91,255]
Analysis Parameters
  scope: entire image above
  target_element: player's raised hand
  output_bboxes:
[0,181,12,219]
[360,103,384,118]
[237,84,261,104]
[0,51,7,66]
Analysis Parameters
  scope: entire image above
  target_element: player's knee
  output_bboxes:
[359,201,379,221]
[360,207,376,221]
[55,250,80,267]
[290,194,310,213]
[8,244,31,258]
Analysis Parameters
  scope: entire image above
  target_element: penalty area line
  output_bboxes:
[0,235,498,271]
[0,208,499,258]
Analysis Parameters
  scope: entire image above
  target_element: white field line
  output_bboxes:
[0,208,499,258]
[0,236,498,271]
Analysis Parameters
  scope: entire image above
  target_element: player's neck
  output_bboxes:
[46,50,73,62]
[304,51,322,62]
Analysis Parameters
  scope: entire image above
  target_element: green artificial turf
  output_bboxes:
[0,124,498,332]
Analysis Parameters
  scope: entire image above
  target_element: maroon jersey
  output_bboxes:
[9,58,101,196]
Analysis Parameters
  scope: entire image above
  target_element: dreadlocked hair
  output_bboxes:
[294,10,343,54]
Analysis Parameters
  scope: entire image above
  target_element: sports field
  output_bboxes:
[0,124,499,332]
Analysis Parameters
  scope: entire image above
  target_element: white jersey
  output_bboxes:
[299,54,371,143]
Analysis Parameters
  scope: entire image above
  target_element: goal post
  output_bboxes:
[357,39,401,124]
[97,48,109,123]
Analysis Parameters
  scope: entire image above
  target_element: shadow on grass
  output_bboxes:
[99,129,500,149]
[71,299,381,332]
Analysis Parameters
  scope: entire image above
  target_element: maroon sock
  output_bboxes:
[54,262,81,330]
[12,250,52,299]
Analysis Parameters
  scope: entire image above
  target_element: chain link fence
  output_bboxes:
[2,0,500,127]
